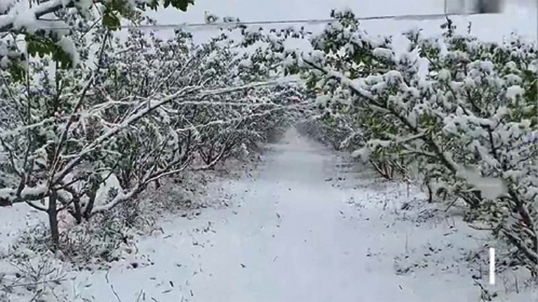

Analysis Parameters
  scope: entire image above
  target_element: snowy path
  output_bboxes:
[72,129,495,302]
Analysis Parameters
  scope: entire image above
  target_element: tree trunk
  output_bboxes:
[72,196,82,224]
[83,188,97,220]
[48,191,60,250]
[427,183,433,203]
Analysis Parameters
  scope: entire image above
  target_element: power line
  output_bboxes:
[36,11,496,31]
[114,11,493,30]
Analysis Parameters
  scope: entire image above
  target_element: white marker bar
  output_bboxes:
[489,248,495,285]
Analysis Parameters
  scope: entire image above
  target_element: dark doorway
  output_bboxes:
[474,0,502,13]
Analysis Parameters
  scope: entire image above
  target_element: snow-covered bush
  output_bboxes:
[0,251,67,301]
[289,10,538,271]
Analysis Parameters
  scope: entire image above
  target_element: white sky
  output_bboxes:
[143,0,538,45]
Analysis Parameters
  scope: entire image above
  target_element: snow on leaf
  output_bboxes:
[506,85,524,101]
[56,36,79,67]
[456,168,507,200]
[385,70,402,85]
[351,147,370,163]
[437,69,451,82]
[372,47,392,60]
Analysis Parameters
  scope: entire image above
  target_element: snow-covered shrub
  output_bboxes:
[4,218,128,270]
[0,254,67,301]
[151,173,204,213]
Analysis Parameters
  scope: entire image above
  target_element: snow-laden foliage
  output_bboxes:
[0,21,307,249]
[288,10,538,270]
[0,0,193,80]
[235,9,538,271]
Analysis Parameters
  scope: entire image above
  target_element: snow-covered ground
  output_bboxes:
[1,128,538,301]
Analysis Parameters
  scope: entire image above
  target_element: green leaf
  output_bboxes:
[103,11,121,30]
[27,35,76,69]
[18,34,75,79]
[147,0,159,10]
[9,62,26,82]
[170,0,191,11]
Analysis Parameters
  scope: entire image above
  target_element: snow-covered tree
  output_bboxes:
[234,8,538,271]
[0,20,305,249]
[285,10,538,270]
